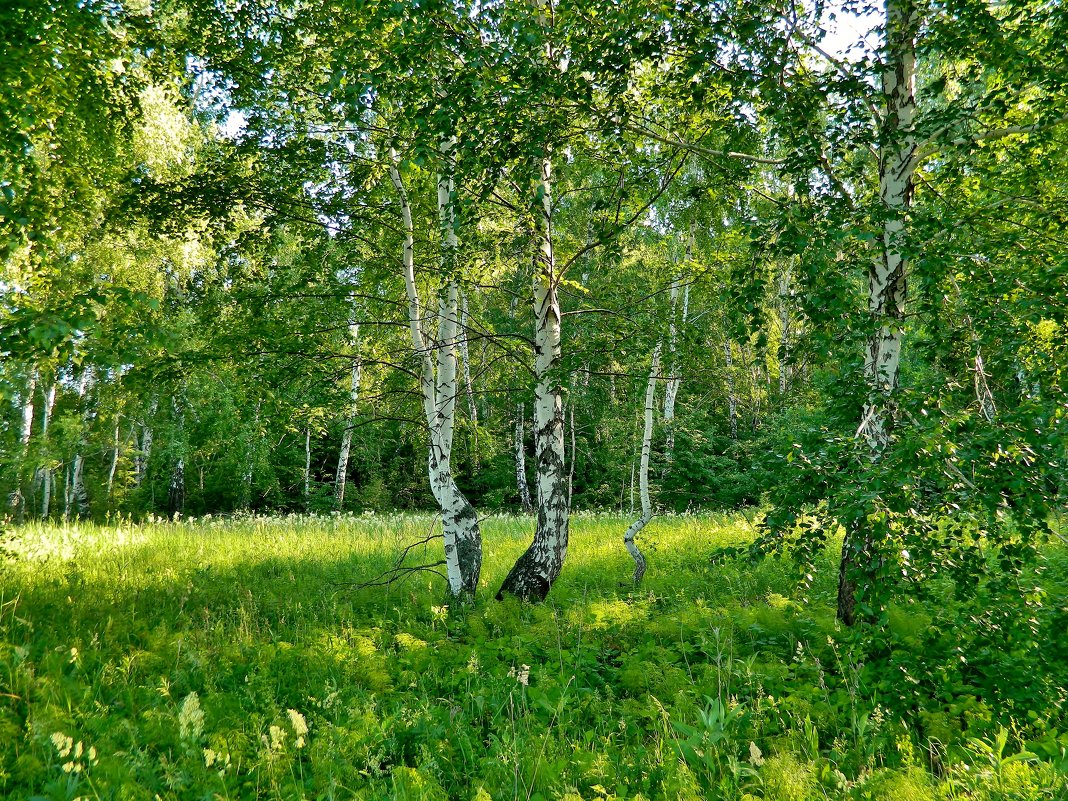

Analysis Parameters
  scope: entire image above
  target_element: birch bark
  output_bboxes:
[459,294,479,466]
[135,397,158,488]
[334,321,362,508]
[497,154,569,601]
[64,369,93,521]
[36,381,57,519]
[623,345,661,584]
[105,415,122,500]
[777,263,793,396]
[663,226,692,462]
[839,0,918,625]
[724,341,739,440]
[515,402,534,513]
[389,144,481,597]
[8,369,37,520]
[168,395,186,518]
[305,426,312,503]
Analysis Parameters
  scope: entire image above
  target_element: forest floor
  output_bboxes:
[1,513,1066,800]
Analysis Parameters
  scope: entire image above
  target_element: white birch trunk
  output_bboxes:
[840,0,918,625]
[663,225,692,460]
[9,369,37,519]
[334,321,362,508]
[497,153,569,601]
[390,143,481,597]
[724,341,739,440]
[515,403,534,513]
[777,263,793,396]
[135,397,157,488]
[459,294,480,466]
[106,415,121,500]
[305,426,312,502]
[64,369,93,521]
[624,345,662,584]
[37,381,57,518]
[168,395,185,518]
[239,401,261,510]
[856,0,917,452]
[567,402,576,508]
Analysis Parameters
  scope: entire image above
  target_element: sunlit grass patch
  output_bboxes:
[1,513,1065,800]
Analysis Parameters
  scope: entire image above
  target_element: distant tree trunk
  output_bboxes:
[304,426,312,504]
[239,400,262,510]
[623,344,661,584]
[748,349,763,431]
[839,0,918,626]
[664,226,692,463]
[567,402,576,508]
[168,458,185,518]
[168,395,186,519]
[515,402,533,513]
[37,381,57,519]
[777,262,793,396]
[64,369,93,521]
[390,143,481,597]
[106,415,122,500]
[724,341,739,440]
[663,280,688,460]
[135,397,157,488]
[9,369,37,520]
[459,294,479,467]
[335,321,362,508]
[498,153,569,602]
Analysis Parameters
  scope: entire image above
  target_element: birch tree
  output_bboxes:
[497,154,569,601]
[623,344,661,584]
[36,379,58,519]
[836,0,918,625]
[389,144,482,598]
[334,321,362,508]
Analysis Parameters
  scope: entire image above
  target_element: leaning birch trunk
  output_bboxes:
[515,402,534,513]
[390,144,481,597]
[723,341,739,440]
[334,321,362,508]
[624,345,661,584]
[497,153,569,601]
[838,0,918,625]
[9,369,37,519]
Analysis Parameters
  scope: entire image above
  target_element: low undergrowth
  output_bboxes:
[1,513,1065,799]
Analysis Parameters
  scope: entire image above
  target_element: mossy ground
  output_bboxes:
[1,513,1065,799]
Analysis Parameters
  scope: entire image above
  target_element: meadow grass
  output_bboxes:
[1,513,1065,800]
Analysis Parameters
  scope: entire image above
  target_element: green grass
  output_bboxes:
[1,513,1065,800]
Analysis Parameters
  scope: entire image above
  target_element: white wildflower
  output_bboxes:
[50,732,74,758]
[287,709,308,748]
[749,741,765,766]
[178,692,204,741]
